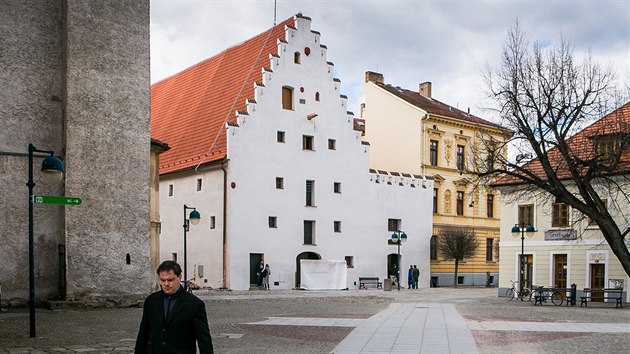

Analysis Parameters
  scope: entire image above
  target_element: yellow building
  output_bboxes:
[362,71,512,287]
[492,102,630,302]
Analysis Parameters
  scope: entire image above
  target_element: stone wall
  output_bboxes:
[0,0,151,305]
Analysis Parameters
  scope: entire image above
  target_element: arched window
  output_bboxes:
[315,92,320,101]
[294,52,301,64]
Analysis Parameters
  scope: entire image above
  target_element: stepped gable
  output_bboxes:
[493,101,630,186]
[151,16,295,175]
[376,83,504,130]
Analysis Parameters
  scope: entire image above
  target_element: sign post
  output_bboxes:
[33,196,82,206]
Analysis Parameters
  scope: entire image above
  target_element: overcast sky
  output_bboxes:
[151,0,629,121]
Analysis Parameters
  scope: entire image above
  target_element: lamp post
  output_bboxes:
[511,222,535,300]
[390,230,407,291]
[27,143,64,338]
[183,205,201,284]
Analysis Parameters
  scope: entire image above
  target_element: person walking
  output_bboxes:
[412,265,420,289]
[407,265,413,289]
[261,264,271,290]
[135,260,214,354]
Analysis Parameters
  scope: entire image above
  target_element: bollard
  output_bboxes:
[570,283,577,306]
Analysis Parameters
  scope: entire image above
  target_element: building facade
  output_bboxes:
[362,72,513,286]
[494,102,630,301]
[0,1,151,305]
[152,14,434,291]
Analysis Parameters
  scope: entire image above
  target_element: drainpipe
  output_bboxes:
[221,161,228,289]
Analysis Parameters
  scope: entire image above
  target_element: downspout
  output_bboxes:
[221,161,228,289]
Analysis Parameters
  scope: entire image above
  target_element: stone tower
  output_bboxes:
[0,0,151,305]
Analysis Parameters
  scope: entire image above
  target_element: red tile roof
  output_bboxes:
[492,101,630,186]
[376,83,508,131]
[151,16,295,175]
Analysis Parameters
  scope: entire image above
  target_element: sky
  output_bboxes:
[150,0,629,122]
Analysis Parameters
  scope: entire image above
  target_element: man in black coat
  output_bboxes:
[135,261,214,354]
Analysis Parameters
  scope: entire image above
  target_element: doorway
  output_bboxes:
[295,251,321,288]
[519,254,533,289]
[387,253,400,286]
[249,253,264,287]
[553,254,567,288]
[590,263,605,302]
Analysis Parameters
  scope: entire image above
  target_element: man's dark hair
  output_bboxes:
[157,260,182,276]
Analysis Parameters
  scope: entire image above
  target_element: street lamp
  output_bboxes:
[27,143,64,338]
[183,205,201,285]
[390,230,407,291]
[511,222,535,300]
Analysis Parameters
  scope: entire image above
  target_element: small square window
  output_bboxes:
[269,216,277,228]
[334,182,341,194]
[210,216,216,229]
[303,135,314,150]
[196,178,202,191]
[328,139,336,150]
[277,131,285,143]
[334,221,341,233]
[168,184,173,197]
[457,276,465,285]
[276,177,284,189]
[345,256,354,268]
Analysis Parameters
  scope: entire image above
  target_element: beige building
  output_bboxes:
[493,102,630,302]
[362,71,512,287]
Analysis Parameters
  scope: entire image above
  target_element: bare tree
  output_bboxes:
[480,21,630,276]
[437,226,479,288]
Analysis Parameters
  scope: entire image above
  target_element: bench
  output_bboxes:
[580,288,623,308]
[359,277,382,289]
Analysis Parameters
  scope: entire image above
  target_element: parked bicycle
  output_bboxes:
[182,278,200,293]
[505,280,532,301]
[530,286,563,306]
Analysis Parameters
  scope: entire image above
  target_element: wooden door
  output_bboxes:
[590,263,605,302]
[554,254,567,288]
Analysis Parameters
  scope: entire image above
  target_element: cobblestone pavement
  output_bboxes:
[1,287,630,353]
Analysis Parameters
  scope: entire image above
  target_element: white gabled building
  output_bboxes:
[152,14,433,291]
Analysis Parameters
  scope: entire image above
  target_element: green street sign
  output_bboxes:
[33,195,82,206]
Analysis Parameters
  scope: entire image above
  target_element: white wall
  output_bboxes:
[224,16,432,290]
[159,169,225,289]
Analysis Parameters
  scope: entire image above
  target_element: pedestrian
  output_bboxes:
[261,264,271,290]
[135,260,214,354]
[407,265,413,289]
[412,265,420,289]
[257,260,264,287]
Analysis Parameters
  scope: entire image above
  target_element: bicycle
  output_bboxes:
[530,286,563,306]
[182,278,200,293]
[505,280,532,301]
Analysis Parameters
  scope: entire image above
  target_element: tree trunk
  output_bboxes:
[600,222,630,277]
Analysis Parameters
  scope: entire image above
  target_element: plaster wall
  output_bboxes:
[159,169,225,289]
[498,181,630,299]
[363,82,424,174]
[224,17,433,290]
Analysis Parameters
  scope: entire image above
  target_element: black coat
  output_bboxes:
[135,288,213,354]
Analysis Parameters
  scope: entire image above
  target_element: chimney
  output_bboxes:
[419,81,432,98]
[365,71,384,84]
